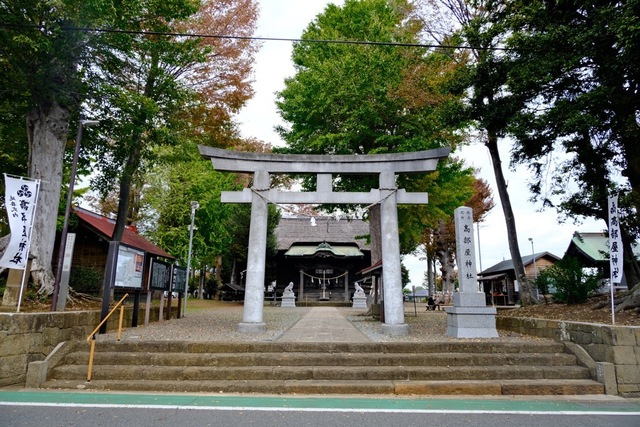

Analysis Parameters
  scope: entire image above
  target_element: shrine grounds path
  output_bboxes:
[99,300,540,344]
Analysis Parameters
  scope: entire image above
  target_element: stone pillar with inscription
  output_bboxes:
[445,207,498,338]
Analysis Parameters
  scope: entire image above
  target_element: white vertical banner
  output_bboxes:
[0,174,40,269]
[608,195,623,283]
[608,194,623,325]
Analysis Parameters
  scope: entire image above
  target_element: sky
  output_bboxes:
[236,0,605,287]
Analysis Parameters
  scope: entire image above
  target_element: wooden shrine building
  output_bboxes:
[274,216,371,303]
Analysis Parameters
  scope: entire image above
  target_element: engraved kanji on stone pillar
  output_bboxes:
[446,206,498,338]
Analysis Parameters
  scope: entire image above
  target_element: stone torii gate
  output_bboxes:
[199,146,450,335]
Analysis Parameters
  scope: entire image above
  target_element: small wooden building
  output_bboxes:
[478,252,560,305]
[59,207,174,291]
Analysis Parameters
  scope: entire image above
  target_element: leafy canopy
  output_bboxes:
[275,0,475,254]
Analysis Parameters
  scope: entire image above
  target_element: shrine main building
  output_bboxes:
[273,216,371,304]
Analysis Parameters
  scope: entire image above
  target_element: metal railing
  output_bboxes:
[85,293,128,382]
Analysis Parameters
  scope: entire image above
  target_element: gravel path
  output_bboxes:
[103,302,542,343]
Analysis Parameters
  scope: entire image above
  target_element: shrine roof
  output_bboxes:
[275,216,369,251]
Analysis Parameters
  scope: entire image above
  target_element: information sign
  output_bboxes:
[114,244,145,289]
[172,266,187,293]
[150,259,172,291]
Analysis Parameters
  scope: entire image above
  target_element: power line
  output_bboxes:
[0,22,510,51]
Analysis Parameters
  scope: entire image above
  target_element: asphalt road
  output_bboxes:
[1,391,639,427]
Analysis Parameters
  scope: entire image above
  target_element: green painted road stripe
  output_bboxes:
[2,391,640,414]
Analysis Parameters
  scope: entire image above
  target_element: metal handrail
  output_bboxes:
[86,293,128,382]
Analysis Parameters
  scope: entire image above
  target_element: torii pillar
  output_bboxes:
[199,147,450,335]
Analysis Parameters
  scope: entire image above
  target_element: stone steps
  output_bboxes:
[61,351,580,368]
[51,363,592,381]
[40,341,605,396]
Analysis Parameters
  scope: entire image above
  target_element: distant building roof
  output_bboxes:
[410,289,429,297]
[222,283,245,292]
[480,252,560,276]
[74,207,174,259]
[564,231,640,265]
[275,216,370,251]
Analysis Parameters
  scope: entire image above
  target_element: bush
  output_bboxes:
[69,266,103,294]
[534,269,558,304]
[538,257,601,304]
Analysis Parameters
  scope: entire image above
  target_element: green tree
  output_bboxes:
[479,0,640,311]
[221,203,281,289]
[141,144,240,275]
[0,0,257,295]
[86,0,203,242]
[0,0,108,292]
[537,257,601,305]
[141,143,280,293]
[0,98,29,237]
[275,0,473,255]
[88,0,259,247]
[413,0,538,305]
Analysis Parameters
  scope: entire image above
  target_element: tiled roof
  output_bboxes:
[480,252,560,275]
[564,231,640,263]
[275,216,370,251]
[74,207,174,259]
[565,231,609,262]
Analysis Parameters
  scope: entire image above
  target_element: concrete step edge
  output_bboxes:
[88,341,567,354]
[69,352,578,368]
[51,364,593,382]
[40,378,605,396]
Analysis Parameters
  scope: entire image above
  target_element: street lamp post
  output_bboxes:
[476,222,483,292]
[528,237,538,280]
[183,201,199,316]
[52,119,99,311]
[528,237,538,301]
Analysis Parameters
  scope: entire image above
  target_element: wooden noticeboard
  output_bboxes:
[172,266,187,293]
[150,259,172,291]
[114,244,145,289]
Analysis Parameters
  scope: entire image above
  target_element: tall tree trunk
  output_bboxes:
[435,219,455,297]
[618,228,640,312]
[427,252,434,295]
[215,255,223,292]
[26,102,70,295]
[112,143,142,241]
[198,265,205,300]
[485,132,537,305]
[230,259,237,286]
[112,47,159,242]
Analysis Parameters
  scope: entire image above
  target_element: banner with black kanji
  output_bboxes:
[608,195,623,284]
[0,174,40,269]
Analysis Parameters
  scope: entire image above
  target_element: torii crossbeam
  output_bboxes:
[199,146,450,335]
